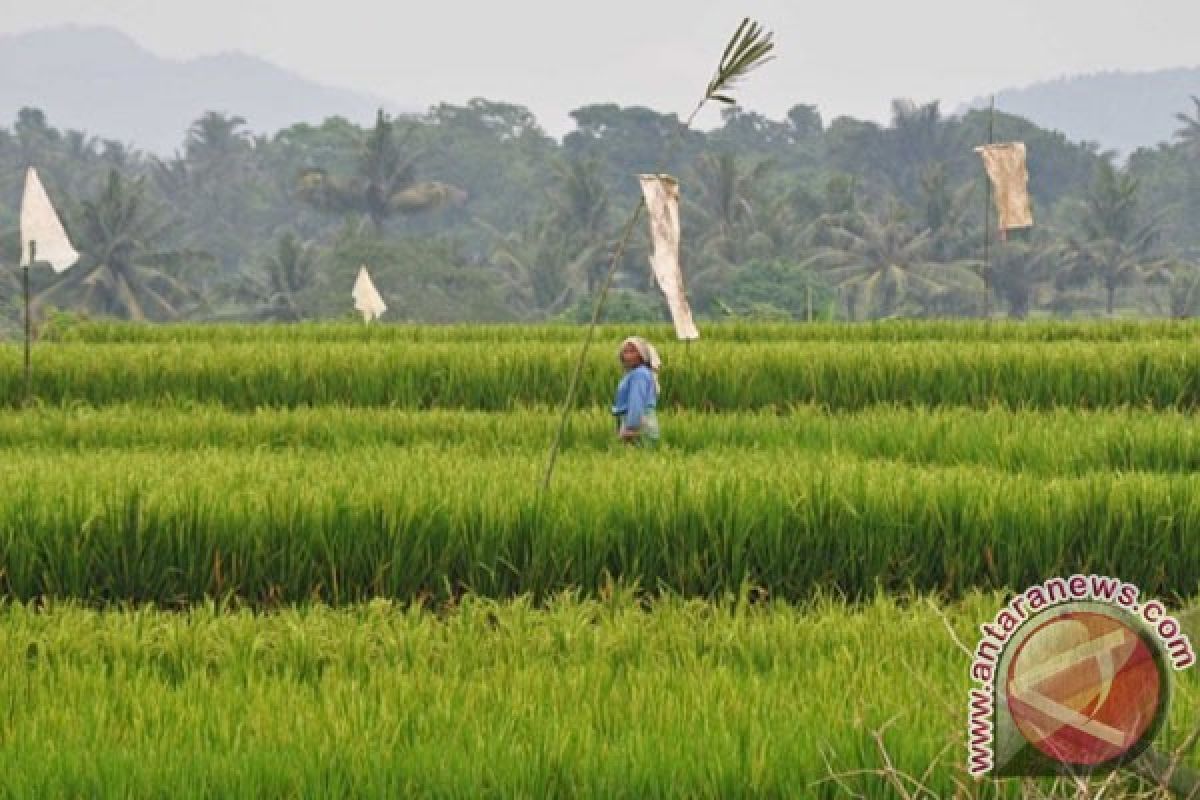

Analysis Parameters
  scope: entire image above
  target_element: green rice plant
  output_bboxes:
[31,318,1200,344]
[4,339,1200,410]
[1,448,1199,604]
[4,405,1200,476]
[0,593,1195,798]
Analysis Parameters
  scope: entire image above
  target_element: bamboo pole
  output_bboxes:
[983,96,995,319]
[23,240,35,407]
[540,18,773,492]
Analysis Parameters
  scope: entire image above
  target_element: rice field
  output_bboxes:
[5,338,1200,410]
[38,318,1200,343]
[2,594,1198,799]
[1,321,1199,797]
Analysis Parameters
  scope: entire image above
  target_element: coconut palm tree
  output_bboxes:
[989,235,1064,318]
[680,151,788,310]
[297,110,466,234]
[256,232,317,320]
[185,112,253,170]
[1060,160,1160,314]
[805,204,982,319]
[685,151,774,266]
[919,162,976,261]
[480,157,618,315]
[1146,258,1200,318]
[483,219,599,317]
[1174,96,1200,159]
[35,170,203,320]
[545,157,615,293]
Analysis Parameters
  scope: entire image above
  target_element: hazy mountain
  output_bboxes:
[0,25,407,154]
[962,67,1200,156]
[6,25,1198,159]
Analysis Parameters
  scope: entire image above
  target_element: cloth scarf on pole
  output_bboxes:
[974,142,1034,232]
[20,167,79,272]
[352,265,387,322]
[638,174,700,340]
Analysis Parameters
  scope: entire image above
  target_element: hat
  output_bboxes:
[619,336,661,391]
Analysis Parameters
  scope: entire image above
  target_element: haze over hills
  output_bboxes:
[1,25,1198,157]
[0,25,404,154]
[961,67,1200,156]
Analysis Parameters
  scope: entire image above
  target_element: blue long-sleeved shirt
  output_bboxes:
[612,365,656,430]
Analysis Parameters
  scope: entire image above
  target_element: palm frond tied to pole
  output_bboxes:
[541,18,775,492]
[701,18,776,112]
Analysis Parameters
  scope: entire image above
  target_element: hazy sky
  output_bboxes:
[2,0,1198,134]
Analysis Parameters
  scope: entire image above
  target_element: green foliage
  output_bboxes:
[11,321,1200,412]
[565,289,665,324]
[708,259,834,320]
[296,109,466,234]
[805,204,982,319]
[2,88,1198,323]
[702,17,775,109]
[1061,159,1162,313]
[6,402,1200,603]
[35,169,205,321]
[6,595,1193,797]
[2,318,1200,795]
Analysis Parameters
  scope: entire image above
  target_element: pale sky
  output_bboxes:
[1,0,1198,135]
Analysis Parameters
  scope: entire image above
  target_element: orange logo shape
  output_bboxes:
[1005,611,1161,767]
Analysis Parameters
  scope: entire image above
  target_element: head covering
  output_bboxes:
[620,336,661,391]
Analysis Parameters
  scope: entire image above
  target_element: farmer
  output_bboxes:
[613,336,661,446]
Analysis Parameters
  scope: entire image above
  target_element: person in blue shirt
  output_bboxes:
[612,336,661,446]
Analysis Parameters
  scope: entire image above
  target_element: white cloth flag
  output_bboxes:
[973,142,1034,231]
[638,174,699,341]
[352,266,387,323]
[20,167,79,272]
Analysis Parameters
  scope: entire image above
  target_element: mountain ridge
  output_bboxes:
[959,65,1200,155]
[2,25,1198,156]
[0,25,405,154]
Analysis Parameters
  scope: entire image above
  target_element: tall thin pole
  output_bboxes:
[23,240,34,407]
[983,96,995,319]
[542,102,709,494]
[540,202,644,492]
[540,17,773,491]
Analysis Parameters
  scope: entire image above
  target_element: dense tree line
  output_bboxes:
[1,95,1198,329]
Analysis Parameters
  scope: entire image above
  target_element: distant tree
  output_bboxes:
[1147,258,1200,318]
[482,158,614,314]
[827,100,955,202]
[12,108,61,169]
[256,232,317,320]
[36,170,202,320]
[822,174,858,217]
[546,157,615,293]
[710,106,798,153]
[989,234,1063,318]
[918,162,975,261]
[1060,160,1160,314]
[712,258,834,321]
[686,151,774,266]
[185,112,253,170]
[298,110,466,234]
[485,218,598,317]
[428,98,549,142]
[786,104,823,140]
[1174,95,1200,159]
[563,103,704,193]
[805,204,981,319]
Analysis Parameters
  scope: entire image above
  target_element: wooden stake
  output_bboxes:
[23,240,35,407]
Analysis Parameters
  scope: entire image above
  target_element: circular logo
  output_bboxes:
[1004,608,1167,768]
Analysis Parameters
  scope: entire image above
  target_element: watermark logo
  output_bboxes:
[967,575,1194,777]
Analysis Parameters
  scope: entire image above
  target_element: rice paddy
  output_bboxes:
[1,321,1198,797]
